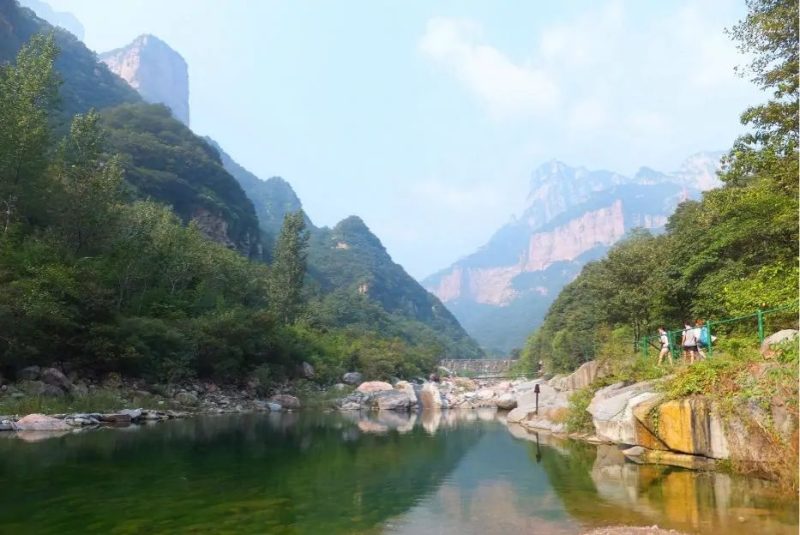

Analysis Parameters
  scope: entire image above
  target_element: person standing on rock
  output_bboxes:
[657,327,672,366]
[681,321,698,364]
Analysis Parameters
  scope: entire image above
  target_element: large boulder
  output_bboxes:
[419,382,443,410]
[373,390,413,411]
[41,367,72,392]
[550,360,608,392]
[342,372,363,385]
[510,381,570,432]
[356,381,393,394]
[394,381,418,407]
[12,414,71,431]
[587,381,660,445]
[270,394,301,410]
[761,329,798,357]
[635,397,728,458]
[495,392,517,410]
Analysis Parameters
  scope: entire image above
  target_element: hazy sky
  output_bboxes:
[38,0,760,279]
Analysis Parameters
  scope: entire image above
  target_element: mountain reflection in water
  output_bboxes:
[0,411,795,534]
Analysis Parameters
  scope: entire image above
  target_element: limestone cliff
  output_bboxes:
[100,34,190,125]
[424,155,722,354]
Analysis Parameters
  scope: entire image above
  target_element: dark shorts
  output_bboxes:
[683,345,697,351]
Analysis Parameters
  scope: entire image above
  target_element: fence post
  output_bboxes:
[707,321,713,358]
[757,309,765,344]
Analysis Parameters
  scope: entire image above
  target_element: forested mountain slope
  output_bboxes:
[0,0,261,255]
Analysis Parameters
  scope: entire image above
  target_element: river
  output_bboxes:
[0,411,796,534]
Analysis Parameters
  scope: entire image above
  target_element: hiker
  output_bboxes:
[657,327,672,365]
[681,321,698,364]
[695,319,709,360]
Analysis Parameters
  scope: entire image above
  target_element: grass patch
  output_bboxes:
[0,388,169,416]
[292,379,353,409]
[565,387,597,434]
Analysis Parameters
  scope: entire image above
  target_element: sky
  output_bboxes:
[37,0,761,279]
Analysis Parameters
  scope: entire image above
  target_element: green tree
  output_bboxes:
[53,110,123,254]
[269,210,309,323]
[0,33,59,234]
[723,0,798,193]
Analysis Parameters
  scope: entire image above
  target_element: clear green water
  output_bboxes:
[0,410,796,534]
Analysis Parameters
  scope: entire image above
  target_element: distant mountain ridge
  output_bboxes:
[423,154,723,354]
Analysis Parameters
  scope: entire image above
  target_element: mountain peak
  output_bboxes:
[100,34,190,125]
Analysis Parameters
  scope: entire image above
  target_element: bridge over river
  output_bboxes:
[438,359,518,379]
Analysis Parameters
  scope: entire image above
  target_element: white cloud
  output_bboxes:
[419,18,559,119]
[418,0,755,164]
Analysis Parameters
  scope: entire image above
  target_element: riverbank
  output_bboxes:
[1,331,796,496]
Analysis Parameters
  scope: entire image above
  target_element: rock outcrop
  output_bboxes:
[423,154,723,353]
[100,34,190,125]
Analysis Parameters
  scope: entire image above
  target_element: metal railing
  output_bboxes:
[638,301,799,361]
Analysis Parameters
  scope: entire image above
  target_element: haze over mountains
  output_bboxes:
[423,154,723,353]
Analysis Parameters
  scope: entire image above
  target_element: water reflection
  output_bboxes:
[0,412,795,535]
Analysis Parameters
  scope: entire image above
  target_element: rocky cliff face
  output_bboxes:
[100,34,190,125]
[423,154,722,354]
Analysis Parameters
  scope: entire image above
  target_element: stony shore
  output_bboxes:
[2,338,797,480]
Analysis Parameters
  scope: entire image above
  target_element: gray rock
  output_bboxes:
[302,361,315,379]
[270,394,301,410]
[266,402,283,412]
[18,366,41,381]
[339,401,362,411]
[41,367,72,391]
[496,392,517,410]
[761,329,798,355]
[0,421,13,431]
[342,372,363,385]
[394,381,418,407]
[373,390,413,411]
[119,408,143,420]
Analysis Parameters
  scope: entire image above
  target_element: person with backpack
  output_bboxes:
[681,321,698,364]
[657,327,672,366]
[695,319,711,359]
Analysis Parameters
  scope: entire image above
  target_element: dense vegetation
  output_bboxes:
[521,0,798,374]
[0,29,476,386]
